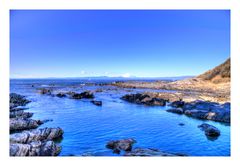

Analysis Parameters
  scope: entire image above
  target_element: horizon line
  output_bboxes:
[10,75,195,79]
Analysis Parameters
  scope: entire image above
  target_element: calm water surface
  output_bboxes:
[10,79,230,156]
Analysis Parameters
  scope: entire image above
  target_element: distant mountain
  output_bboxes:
[197,58,230,83]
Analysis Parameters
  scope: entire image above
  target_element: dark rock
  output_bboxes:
[198,123,220,137]
[178,123,185,126]
[56,93,66,98]
[10,141,61,156]
[10,110,33,118]
[10,127,64,144]
[170,100,185,108]
[91,100,102,106]
[71,91,94,99]
[183,100,230,123]
[124,148,178,156]
[10,93,31,109]
[166,108,184,114]
[10,107,28,112]
[121,93,166,106]
[10,118,43,131]
[38,88,52,95]
[106,138,136,154]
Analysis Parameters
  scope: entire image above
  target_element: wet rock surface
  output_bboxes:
[10,141,61,156]
[170,100,230,123]
[198,123,221,137]
[106,138,136,154]
[9,93,63,156]
[121,93,166,106]
[10,127,64,144]
[10,118,43,132]
[71,91,94,99]
[106,139,186,156]
[10,110,33,119]
[10,93,31,109]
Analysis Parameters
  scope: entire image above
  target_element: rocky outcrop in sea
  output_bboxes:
[9,93,63,156]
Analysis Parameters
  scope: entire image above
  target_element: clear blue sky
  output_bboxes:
[10,10,230,78]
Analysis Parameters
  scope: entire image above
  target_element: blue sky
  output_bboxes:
[10,10,230,78]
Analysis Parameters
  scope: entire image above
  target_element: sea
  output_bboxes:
[10,78,230,156]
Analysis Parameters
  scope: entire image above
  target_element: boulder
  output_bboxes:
[166,108,184,114]
[198,123,220,137]
[106,138,136,154]
[121,93,166,106]
[10,118,43,132]
[10,127,64,144]
[71,91,94,99]
[183,101,230,123]
[91,100,102,106]
[10,141,61,156]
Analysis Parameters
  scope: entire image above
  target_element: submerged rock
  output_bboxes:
[10,127,64,144]
[198,123,220,137]
[10,118,43,132]
[121,93,166,106]
[124,148,179,156]
[178,123,185,126]
[10,141,61,156]
[106,138,136,154]
[91,100,102,106]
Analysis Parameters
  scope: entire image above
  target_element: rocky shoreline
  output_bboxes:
[105,138,187,156]
[9,93,64,156]
[9,76,229,156]
[121,93,230,123]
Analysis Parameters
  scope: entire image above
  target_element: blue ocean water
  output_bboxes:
[10,79,230,156]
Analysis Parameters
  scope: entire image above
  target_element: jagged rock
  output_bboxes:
[121,93,166,106]
[91,100,102,106]
[10,93,31,109]
[166,108,184,114]
[124,148,179,156]
[106,138,136,154]
[10,118,43,131]
[198,123,220,137]
[183,100,230,123]
[10,127,64,144]
[71,91,94,99]
[10,141,61,156]
[10,110,33,118]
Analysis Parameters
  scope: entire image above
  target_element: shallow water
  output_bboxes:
[10,79,230,156]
